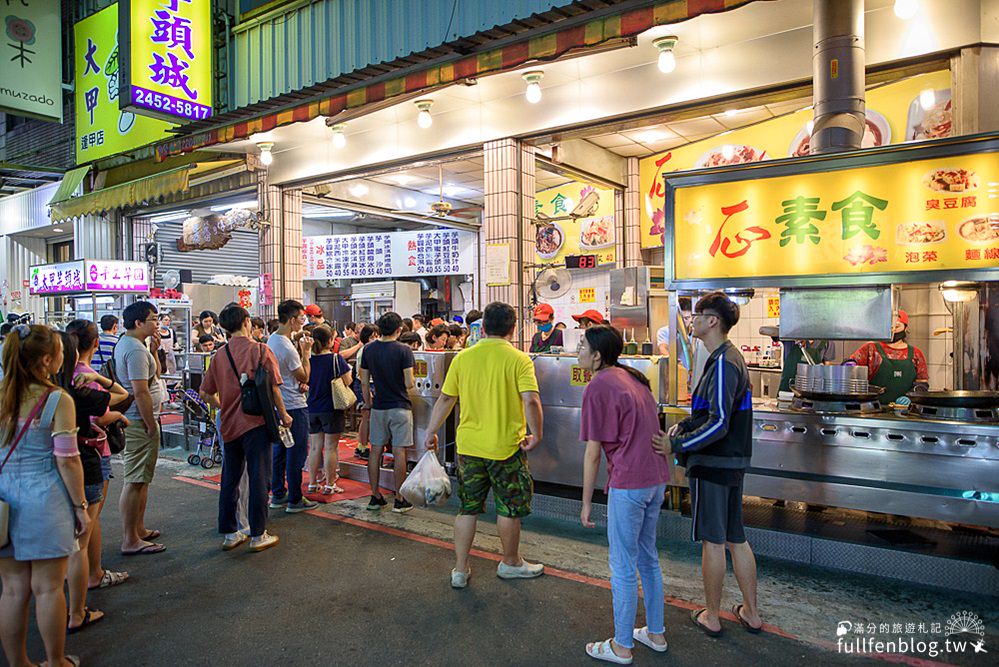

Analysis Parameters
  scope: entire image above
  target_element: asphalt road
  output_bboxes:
[19,474,922,666]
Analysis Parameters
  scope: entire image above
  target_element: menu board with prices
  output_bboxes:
[29,260,150,296]
[302,229,476,281]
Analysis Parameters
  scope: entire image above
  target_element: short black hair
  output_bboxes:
[266,318,280,334]
[402,318,413,332]
[376,311,403,336]
[694,291,740,333]
[100,314,118,332]
[466,309,482,325]
[447,323,462,337]
[198,310,216,322]
[199,334,215,345]
[345,321,356,332]
[122,301,157,330]
[220,306,250,334]
[359,323,379,344]
[482,302,516,337]
[412,314,425,324]
[277,299,305,324]
[399,332,421,347]
[251,317,265,329]
[427,324,448,343]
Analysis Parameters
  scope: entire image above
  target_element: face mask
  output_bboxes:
[537,322,553,333]
[891,330,907,343]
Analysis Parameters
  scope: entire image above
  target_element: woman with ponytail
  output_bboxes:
[0,325,87,667]
[577,325,670,664]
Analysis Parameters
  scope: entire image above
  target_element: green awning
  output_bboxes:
[47,165,91,206]
[50,165,193,222]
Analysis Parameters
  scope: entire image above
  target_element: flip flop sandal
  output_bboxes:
[585,639,633,664]
[122,542,166,556]
[67,608,104,634]
[322,484,344,494]
[632,627,668,652]
[89,569,129,590]
[690,608,723,638]
[733,604,763,634]
[140,529,161,540]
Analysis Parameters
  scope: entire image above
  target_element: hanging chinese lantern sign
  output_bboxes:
[119,0,213,123]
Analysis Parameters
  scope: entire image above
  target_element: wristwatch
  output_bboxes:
[72,500,89,510]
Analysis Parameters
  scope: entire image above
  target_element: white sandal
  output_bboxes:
[585,639,633,664]
[633,626,668,652]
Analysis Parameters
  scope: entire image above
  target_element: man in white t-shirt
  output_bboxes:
[267,300,319,514]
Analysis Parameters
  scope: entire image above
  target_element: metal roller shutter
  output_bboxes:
[154,221,260,285]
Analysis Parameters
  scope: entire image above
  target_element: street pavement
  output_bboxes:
[21,454,999,667]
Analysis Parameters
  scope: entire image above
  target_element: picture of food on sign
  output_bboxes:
[906,90,953,141]
[579,216,615,249]
[922,167,978,193]
[788,110,892,157]
[695,144,767,169]
[958,215,999,243]
[896,221,947,245]
[536,223,565,258]
[844,245,888,266]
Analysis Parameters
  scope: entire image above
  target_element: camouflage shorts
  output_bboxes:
[457,450,533,518]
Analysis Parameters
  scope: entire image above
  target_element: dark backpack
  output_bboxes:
[224,341,281,442]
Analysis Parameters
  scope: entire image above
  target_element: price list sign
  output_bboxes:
[303,229,475,281]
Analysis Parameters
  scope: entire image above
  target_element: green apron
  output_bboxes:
[779,341,829,392]
[870,343,917,403]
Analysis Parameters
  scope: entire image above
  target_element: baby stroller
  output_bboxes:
[182,389,222,469]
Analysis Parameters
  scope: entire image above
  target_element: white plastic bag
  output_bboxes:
[399,451,452,507]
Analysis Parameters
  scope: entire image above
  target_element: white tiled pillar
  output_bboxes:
[258,170,303,319]
[483,138,535,349]
[624,157,642,267]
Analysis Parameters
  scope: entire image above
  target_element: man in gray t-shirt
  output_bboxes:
[115,301,167,556]
[266,300,317,512]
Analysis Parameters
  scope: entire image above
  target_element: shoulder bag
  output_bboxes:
[224,341,281,442]
[0,390,52,548]
[330,359,356,411]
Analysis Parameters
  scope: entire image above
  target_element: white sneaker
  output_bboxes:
[249,532,279,552]
[496,559,544,579]
[221,532,249,551]
[451,568,470,589]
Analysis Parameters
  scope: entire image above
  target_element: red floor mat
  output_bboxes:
[197,472,386,504]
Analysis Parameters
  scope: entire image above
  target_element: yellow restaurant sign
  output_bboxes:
[74,4,174,164]
[119,0,213,122]
[671,150,999,280]
[534,181,616,265]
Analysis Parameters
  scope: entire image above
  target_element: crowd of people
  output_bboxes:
[0,291,763,666]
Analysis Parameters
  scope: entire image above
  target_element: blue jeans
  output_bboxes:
[219,425,271,537]
[608,483,667,649]
[271,408,309,504]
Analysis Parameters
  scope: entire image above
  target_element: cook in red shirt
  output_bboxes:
[847,309,929,405]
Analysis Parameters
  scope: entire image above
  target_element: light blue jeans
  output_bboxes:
[608,483,667,648]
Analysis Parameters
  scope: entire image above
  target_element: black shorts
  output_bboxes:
[308,411,345,435]
[689,477,746,544]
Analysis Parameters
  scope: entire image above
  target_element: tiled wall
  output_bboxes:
[726,285,955,390]
[536,268,612,351]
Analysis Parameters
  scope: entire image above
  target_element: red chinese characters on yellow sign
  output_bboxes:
[570,365,593,386]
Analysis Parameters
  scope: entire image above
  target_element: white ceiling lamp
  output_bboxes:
[415,99,434,129]
[52,227,64,233]
[893,0,918,19]
[349,183,369,198]
[257,142,274,166]
[330,123,347,149]
[652,36,678,74]
[522,70,544,104]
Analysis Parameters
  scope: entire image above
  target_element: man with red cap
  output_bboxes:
[571,309,605,330]
[530,303,563,353]
[848,309,929,405]
[305,304,327,327]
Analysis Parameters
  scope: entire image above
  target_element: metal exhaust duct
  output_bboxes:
[811,0,866,154]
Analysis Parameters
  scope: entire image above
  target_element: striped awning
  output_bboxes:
[47,166,91,207]
[155,0,760,161]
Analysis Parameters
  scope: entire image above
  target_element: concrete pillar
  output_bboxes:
[951,46,999,134]
[624,157,642,267]
[482,138,535,349]
[74,213,120,260]
[258,170,303,319]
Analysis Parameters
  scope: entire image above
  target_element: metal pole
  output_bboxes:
[811,0,866,154]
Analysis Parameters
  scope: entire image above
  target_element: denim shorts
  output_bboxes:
[100,454,113,481]
[84,482,103,504]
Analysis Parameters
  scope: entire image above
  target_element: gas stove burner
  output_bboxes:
[905,402,999,423]
[790,396,883,414]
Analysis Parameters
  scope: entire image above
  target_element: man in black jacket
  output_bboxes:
[654,291,763,637]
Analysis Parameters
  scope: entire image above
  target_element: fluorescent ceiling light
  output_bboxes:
[210,200,258,212]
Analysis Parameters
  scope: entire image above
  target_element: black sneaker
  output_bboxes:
[366,495,387,511]
[357,448,370,460]
[392,498,414,514]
